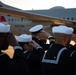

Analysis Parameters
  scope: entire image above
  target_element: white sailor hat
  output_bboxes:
[16,34,32,42]
[29,24,43,33]
[52,25,74,34]
[0,23,10,33]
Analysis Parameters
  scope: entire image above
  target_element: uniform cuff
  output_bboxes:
[36,46,42,50]
[48,36,54,39]
[14,46,22,50]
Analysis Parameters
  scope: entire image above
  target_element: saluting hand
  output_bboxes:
[30,40,40,48]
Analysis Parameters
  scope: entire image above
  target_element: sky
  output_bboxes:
[0,0,76,10]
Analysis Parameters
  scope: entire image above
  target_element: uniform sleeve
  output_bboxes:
[13,46,25,59]
[34,46,45,61]
[12,46,29,75]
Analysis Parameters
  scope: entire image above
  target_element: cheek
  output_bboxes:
[38,33,42,39]
[24,45,27,49]
[24,45,30,50]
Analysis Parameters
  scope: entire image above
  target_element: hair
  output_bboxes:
[19,42,29,46]
[0,33,9,50]
[18,42,29,51]
[31,29,42,35]
[53,33,72,47]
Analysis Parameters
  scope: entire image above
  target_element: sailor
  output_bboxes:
[0,23,29,75]
[16,34,44,75]
[29,24,54,51]
[41,25,76,75]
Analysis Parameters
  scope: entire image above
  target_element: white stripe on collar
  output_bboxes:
[42,47,67,64]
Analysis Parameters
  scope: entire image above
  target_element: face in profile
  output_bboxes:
[24,42,33,52]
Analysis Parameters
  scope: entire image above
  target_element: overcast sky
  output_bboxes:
[0,0,76,10]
